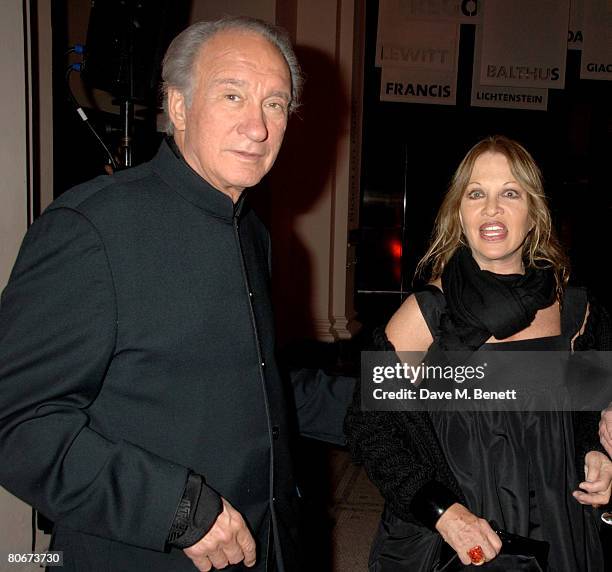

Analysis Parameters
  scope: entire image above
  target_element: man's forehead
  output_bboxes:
[211,77,291,100]
[192,30,291,94]
[197,29,287,70]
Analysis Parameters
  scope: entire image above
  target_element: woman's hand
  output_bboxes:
[573,451,612,507]
[435,503,502,566]
[599,403,612,457]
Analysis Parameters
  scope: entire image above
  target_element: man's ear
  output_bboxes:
[168,88,187,133]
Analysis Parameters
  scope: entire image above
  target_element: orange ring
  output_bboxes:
[467,545,485,565]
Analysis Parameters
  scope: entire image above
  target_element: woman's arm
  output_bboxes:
[345,295,456,521]
[344,293,501,564]
[345,396,502,562]
[385,293,434,352]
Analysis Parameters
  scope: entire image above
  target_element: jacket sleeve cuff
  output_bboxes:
[167,473,223,549]
[409,480,460,531]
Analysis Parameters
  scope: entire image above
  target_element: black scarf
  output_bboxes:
[437,246,556,351]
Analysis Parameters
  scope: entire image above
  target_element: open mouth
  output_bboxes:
[479,222,508,241]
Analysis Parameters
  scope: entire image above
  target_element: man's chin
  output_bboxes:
[228,170,268,190]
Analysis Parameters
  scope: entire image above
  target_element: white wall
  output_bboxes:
[37,0,54,212]
[0,1,50,570]
[0,0,28,286]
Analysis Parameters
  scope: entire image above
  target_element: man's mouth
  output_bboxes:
[231,150,264,161]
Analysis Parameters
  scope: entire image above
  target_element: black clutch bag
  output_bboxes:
[436,522,549,571]
[493,525,549,567]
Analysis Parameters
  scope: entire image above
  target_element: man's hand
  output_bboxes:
[184,498,256,571]
[573,451,612,508]
[599,403,612,457]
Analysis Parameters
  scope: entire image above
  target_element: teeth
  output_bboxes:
[482,226,504,232]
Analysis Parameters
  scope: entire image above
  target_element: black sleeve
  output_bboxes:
[343,328,461,526]
[344,384,460,526]
[573,296,612,471]
[167,473,223,548]
[573,294,612,352]
[291,368,355,445]
[0,208,190,551]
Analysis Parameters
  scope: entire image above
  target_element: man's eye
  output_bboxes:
[266,101,286,112]
[224,94,241,102]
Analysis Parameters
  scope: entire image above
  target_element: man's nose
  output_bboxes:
[238,104,268,142]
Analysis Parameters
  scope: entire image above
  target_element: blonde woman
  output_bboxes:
[346,136,611,571]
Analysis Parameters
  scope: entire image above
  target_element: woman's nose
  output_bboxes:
[482,195,503,216]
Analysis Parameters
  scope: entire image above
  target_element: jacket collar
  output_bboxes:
[151,137,247,221]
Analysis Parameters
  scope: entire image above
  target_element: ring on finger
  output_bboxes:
[467,545,486,565]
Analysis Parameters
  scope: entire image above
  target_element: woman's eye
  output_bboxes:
[467,190,484,199]
[503,189,520,198]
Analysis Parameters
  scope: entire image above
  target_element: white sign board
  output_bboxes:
[471,27,548,110]
[379,0,480,23]
[580,0,612,80]
[381,65,457,105]
[376,0,473,67]
[378,18,459,105]
[568,0,584,50]
[479,0,570,89]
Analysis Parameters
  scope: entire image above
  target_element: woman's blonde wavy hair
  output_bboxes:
[415,135,569,299]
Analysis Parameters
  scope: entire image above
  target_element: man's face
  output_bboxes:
[169,30,292,202]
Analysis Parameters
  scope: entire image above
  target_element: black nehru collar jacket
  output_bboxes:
[0,137,299,572]
[162,136,248,220]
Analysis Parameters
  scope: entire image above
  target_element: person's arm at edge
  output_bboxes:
[0,207,202,551]
[572,295,612,509]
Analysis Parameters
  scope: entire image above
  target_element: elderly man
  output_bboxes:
[0,17,352,572]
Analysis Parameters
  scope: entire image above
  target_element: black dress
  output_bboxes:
[369,286,604,572]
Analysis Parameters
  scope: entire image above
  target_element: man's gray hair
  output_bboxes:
[161,16,303,134]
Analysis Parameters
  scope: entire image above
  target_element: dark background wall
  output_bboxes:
[50,1,191,195]
[356,1,612,329]
[49,0,612,333]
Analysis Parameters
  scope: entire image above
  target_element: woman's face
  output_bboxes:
[459,151,532,274]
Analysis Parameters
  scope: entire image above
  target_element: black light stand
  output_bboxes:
[110,0,136,169]
[119,99,134,168]
[114,4,136,169]
[79,0,190,170]
[83,0,156,170]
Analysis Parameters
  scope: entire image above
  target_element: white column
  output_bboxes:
[0,0,28,287]
[270,0,363,342]
[0,1,50,569]
[329,0,364,340]
[37,0,54,212]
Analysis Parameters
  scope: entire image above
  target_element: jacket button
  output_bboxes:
[249,291,253,298]
[272,426,280,439]
[261,361,266,369]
